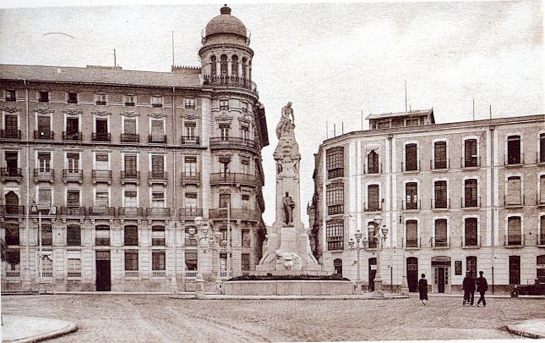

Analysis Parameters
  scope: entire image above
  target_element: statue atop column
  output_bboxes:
[275,101,294,139]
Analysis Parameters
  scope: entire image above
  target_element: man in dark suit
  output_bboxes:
[463,271,476,306]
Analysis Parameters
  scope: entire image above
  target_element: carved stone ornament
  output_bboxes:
[64,108,83,116]
[148,113,166,119]
[2,106,21,113]
[182,113,201,121]
[121,111,139,118]
[91,109,111,117]
[34,107,54,114]
[237,115,251,124]
[215,113,233,123]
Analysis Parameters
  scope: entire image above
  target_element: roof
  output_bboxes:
[366,109,434,120]
[0,64,202,89]
[205,5,247,38]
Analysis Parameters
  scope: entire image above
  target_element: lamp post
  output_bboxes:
[30,201,46,294]
[171,220,178,295]
[192,216,211,299]
[368,214,388,297]
[348,229,368,294]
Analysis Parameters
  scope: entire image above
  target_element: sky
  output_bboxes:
[0,0,543,226]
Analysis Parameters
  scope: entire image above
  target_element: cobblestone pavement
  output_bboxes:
[3,294,543,342]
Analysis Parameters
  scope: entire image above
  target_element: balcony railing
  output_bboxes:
[178,208,203,219]
[402,200,421,210]
[92,132,111,142]
[118,207,144,217]
[88,207,116,217]
[180,172,200,185]
[210,173,259,188]
[430,159,450,170]
[59,206,86,217]
[148,171,168,185]
[504,234,524,247]
[461,236,480,248]
[364,201,382,212]
[209,208,262,222]
[92,170,112,184]
[121,133,140,142]
[149,134,167,143]
[152,271,166,278]
[1,168,22,182]
[203,75,258,92]
[62,169,83,184]
[431,237,450,248]
[505,153,525,166]
[62,132,82,141]
[209,137,259,153]
[0,129,21,140]
[34,131,54,140]
[146,207,171,218]
[121,171,140,185]
[6,271,20,278]
[504,195,525,207]
[181,135,200,146]
[462,196,481,208]
[405,238,421,249]
[0,205,25,216]
[184,271,198,278]
[364,163,382,174]
[461,156,481,168]
[33,169,55,183]
[402,161,421,172]
[431,198,450,209]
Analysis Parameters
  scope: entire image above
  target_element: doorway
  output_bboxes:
[407,257,418,292]
[96,250,111,291]
[509,255,520,285]
[432,256,451,293]
[368,258,377,292]
[333,258,342,277]
[436,267,446,293]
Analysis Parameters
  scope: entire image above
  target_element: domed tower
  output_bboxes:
[199,5,269,277]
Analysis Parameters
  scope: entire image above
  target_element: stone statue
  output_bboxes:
[282,192,295,225]
[275,101,295,139]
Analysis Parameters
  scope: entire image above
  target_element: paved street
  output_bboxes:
[2,294,543,342]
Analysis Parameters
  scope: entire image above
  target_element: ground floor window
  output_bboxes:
[537,255,545,283]
[152,251,166,271]
[241,253,250,271]
[68,258,81,278]
[466,256,477,277]
[326,220,344,250]
[125,250,138,271]
[185,250,197,271]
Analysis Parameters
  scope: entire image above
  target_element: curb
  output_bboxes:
[506,321,545,339]
[170,294,411,300]
[3,317,78,343]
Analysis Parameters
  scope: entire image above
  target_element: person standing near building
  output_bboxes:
[476,271,488,307]
[463,271,476,306]
[418,273,428,305]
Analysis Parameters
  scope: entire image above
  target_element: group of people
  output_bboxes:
[417,271,488,306]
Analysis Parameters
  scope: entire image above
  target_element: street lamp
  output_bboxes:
[192,216,211,299]
[368,214,388,297]
[30,201,48,294]
[349,229,368,293]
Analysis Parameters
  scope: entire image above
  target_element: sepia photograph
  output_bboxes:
[1,0,544,341]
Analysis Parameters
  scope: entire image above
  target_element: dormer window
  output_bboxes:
[67,92,78,104]
[39,91,49,103]
[95,94,107,106]
[5,90,16,102]
[151,96,163,108]
[124,95,136,107]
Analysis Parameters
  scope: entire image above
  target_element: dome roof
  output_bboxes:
[205,5,247,38]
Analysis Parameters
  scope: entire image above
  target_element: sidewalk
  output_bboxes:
[2,315,77,343]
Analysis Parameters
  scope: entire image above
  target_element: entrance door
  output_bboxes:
[333,258,342,277]
[407,257,418,292]
[368,258,377,292]
[436,267,446,293]
[509,255,520,285]
[96,251,111,291]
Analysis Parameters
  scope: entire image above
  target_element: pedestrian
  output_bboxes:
[476,271,488,307]
[462,271,476,306]
[418,273,428,305]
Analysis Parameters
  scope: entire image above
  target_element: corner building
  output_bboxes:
[0,5,269,292]
[309,110,545,293]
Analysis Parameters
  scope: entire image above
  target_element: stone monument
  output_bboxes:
[257,102,322,274]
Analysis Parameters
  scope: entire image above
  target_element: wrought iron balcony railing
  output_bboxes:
[62,169,83,184]
[203,75,257,92]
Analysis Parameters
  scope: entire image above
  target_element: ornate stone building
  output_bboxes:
[309,111,545,293]
[0,5,269,292]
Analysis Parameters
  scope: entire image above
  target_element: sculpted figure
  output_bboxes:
[282,192,295,225]
[275,102,295,139]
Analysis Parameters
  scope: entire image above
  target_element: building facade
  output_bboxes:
[309,110,545,293]
[0,5,269,292]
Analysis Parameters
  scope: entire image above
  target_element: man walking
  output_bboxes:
[418,273,428,305]
[462,271,476,306]
[476,271,488,307]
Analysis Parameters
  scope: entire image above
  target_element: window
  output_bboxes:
[95,191,109,208]
[537,255,545,283]
[151,155,165,177]
[38,152,51,172]
[507,216,522,245]
[150,119,165,142]
[124,226,138,246]
[5,90,16,101]
[38,188,52,208]
[67,258,81,277]
[464,179,478,207]
[541,216,545,245]
[3,113,18,138]
[124,250,138,271]
[241,253,250,271]
[464,139,478,167]
[405,182,418,210]
[124,155,138,177]
[4,223,19,245]
[184,98,195,109]
[326,147,344,179]
[219,194,231,209]
[184,157,197,176]
[5,151,19,176]
[326,220,344,250]
[37,115,52,139]
[232,56,239,78]
[220,55,228,76]
[94,94,106,105]
[124,95,136,106]
[184,122,196,141]
[95,225,110,246]
[67,225,81,246]
[406,220,418,248]
[241,57,247,79]
[185,227,198,246]
[152,225,165,246]
[541,176,545,205]
[6,250,20,273]
[185,250,197,270]
[326,183,344,215]
[242,229,250,248]
[464,218,478,246]
[242,194,250,209]
[509,256,520,285]
[405,144,418,171]
[151,96,163,107]
[124,190,137,208]
[152,251,166,271]
[65,117,79,139]
[41,223,53,246]
[434,219,447,247]
[184,193,197,210]
[434,141,447,169]
[507,176,522,206]
[219,99,229,111]
[540,134,545,163]
[42,256,53,277]
[67,153,79,172]
[466,256,477,277]
[367,222,377,249]
[67,92,78,104]
[39,91,49,102]
[507,135,521,164]
[94,118,109,140]
[367,184,380,211]
[434,181,448,208]
[367,150,379,174]
[406,118,419,126]
[152,192,165,208]
[241,102,248,113]
[219,124,230,140]
[122,117,137,142]
[241,159,250,175]
[240,126,249,141]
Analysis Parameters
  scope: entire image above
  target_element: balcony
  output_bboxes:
[461,156,481,169]
[121,133,139,143]
[364,201,382,212]
[209,208,262,222]
[121,171,140,185]
[203,75,258,93]
[462,197,481,209]
[34,130,54,140]
[178,208,203,219]
[431,198,450,210]
[148,171,168,186]
[430,159,450,171]
[431,238,450,248]
[1,168,22,183]
[364,163,382,174]
[210,137,258,154]
[405,238,421,249]
[146,207,171,219]
[92,170,112,184]
[0,205,25,216]
[401,161,421,173]
[402,200,421,211]
[505,153,525,166]
[210,172,259,188]
[118,207,144,217]
[504,195,525,208]
[62,131,82,141]
[149,135,167,143]
[88,207,116,217]
[0,129,21,140]
[181,135,200,146]
[180,172,200,186]
[33,169,55,183]
[504,234,524,248]
[59,206,86,219]
[62,169,83,184]
[92,132,111,142]
[461,236,481,248]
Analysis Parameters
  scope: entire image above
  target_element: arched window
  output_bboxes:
[241,57,247,80]
[220,55,228,77]
[210,55,216,76]
[367,150,379,174]
[231,55,238,78]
